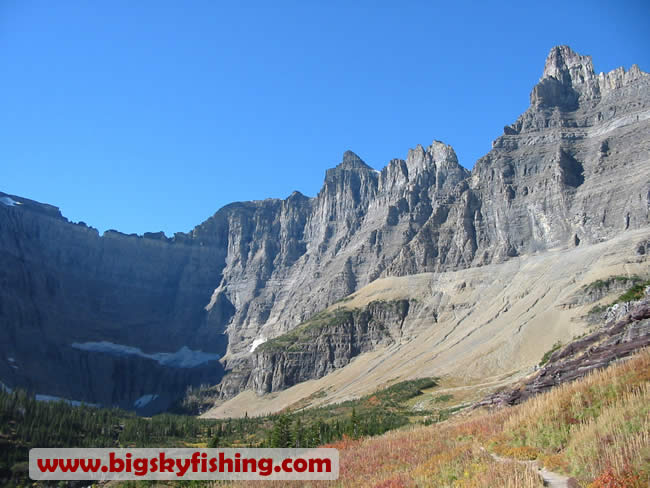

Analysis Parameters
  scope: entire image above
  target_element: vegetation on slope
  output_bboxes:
[615,279,650,303]
[582,275,644,292]
[4,282,648,487]
[3,348,647,488]
[0,377,439,487]
[227,377,440,449]
[0,392,215,487]
[257,299,409,353]
[538,340,563,366]
[587,275,650,314]
[227,348,649,488]
[257,308,357,353]
[491,349,649,485]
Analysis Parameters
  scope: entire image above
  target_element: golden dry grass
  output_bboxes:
[220,349,649,487]
[498,348,650,484]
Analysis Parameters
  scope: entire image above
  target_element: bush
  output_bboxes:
[539,341,563,366]
[587,465,646,488]
[614,281,650,304]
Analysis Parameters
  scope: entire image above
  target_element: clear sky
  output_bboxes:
[1,1,648,235]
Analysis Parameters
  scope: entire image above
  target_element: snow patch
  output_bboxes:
[0,196,20,206]
[250,337,267,352]
[205,287,220,311]
[152,346,221,368]
[134,394,159,408]
[70,341,220,368]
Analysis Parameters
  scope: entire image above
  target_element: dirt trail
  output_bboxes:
[484,448,576,487]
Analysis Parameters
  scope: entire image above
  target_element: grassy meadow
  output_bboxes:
[223,348,649,488]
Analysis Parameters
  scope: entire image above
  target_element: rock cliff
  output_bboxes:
[0,46,648,410]
[0,195,227,412]
[248,299,411,395]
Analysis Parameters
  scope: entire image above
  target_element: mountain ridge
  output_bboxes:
[1,45,648,413]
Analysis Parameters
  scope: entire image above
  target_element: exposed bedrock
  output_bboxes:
[1,45,649,408]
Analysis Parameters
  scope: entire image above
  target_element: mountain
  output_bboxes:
[1,46,648,414]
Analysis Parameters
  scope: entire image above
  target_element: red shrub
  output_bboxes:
[588,465,644,488]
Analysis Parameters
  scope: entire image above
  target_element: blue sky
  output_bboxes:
[1,1,648,235]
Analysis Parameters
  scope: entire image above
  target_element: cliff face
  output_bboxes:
[207,47,649,369]
[0,196,227,412]
[388,46,650,274]
[246,299,411,395]
[1,46,648,410]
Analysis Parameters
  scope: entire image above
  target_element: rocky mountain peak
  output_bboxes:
[541,45,595,86]
[337,150,372,170]
[1,46,648,413]
[405,141,463,177]
[321,150,378,205]
[531,45,649,109]
[530,45,596,109]
[427,140,460,167]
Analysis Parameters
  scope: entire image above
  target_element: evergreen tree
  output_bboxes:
[208,428,220,447]
[270,415,292,447]
[291,418,304,448]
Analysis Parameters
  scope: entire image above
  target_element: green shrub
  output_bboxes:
[539,341,563,367]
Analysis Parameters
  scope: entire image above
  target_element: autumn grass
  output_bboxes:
[219,418,542,488]
[496,348,649,485]
[221,349,649,487]
[567,387,649,483]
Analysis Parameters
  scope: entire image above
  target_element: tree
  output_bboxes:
[349,407,361,438]
[291,418,304,448]
[270,415,292,447]
[207,428,220,447]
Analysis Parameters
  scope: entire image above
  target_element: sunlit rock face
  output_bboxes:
[0,46,648,409]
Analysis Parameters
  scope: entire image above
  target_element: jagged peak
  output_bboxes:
[530,46,598,108]
[287,190,308,201]
[530,46,648,110]
[321,150,376,189]
[427,140,459,166]
[541,45,595,85]
[337,150,372,170]
[405,140,461,175]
